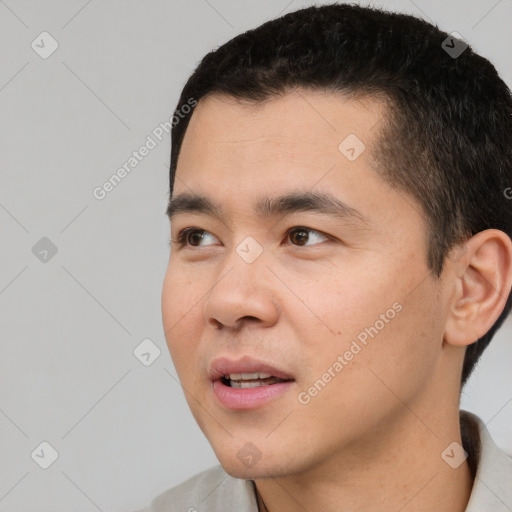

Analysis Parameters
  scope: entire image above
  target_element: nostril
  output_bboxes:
[209,316,260,330]
[242,316,259,322]
[210,318,223,330]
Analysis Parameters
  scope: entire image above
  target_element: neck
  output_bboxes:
[254,409,473,512]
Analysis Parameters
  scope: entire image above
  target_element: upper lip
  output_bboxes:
[208,356,294,381]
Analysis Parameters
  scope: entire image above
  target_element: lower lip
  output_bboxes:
[212,379,294,410]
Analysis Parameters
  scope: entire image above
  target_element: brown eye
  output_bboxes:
[187,230,206,246]
[288,227,328,246]
[289,228,310,246]
[176,228,218,247]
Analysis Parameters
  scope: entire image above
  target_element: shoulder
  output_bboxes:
[463,410,512,511]
[144,465,259,512]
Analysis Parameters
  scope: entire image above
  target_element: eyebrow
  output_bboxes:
[166,191,369,225]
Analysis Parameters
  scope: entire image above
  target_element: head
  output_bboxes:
[162,3,512,477]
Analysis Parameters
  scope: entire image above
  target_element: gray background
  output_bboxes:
[0,0,510,510]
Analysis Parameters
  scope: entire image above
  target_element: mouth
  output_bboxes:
[221,372,291,388]
[209,357,295,410]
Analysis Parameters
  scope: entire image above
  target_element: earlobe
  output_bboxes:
[444,229,512,348]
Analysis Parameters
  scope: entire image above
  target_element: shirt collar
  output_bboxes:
[459,410,512,511]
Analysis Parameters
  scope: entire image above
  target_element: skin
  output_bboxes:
[161,89,512,511]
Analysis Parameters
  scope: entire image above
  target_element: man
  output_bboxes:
[141,3,512,511]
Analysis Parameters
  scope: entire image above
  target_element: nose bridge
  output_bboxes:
[214,233,268,285]
[202,236,278,329]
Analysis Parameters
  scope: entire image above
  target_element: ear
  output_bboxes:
[444,229,512,347]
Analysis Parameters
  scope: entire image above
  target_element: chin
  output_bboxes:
[212,442,305,480]
[218,458,285,480]
[220,462,265,480]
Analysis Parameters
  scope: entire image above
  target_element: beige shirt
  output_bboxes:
[138,411,511,511]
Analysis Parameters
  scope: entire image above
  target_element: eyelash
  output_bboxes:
[171,226,330,248]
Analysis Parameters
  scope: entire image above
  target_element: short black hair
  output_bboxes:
[168,2,512,387]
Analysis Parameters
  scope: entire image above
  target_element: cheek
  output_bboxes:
[289,282,442,437]
[161,263,204,372]
[282,262,395,341]
[342,274,443,395]
[287,257,440,381]
[162,260,203,326]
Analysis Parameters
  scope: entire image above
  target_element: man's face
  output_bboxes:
[162,90,450,478]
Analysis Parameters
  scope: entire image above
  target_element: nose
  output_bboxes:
[202,251,280,331]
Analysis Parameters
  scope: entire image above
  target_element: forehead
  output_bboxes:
[175,89,386,191]
[179,89,384,164]
[172,90,424,234]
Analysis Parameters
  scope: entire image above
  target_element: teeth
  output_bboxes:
[225,375,288,388]
[221,371,290,388]
[226,372,273,380]
[231,380,275,388]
